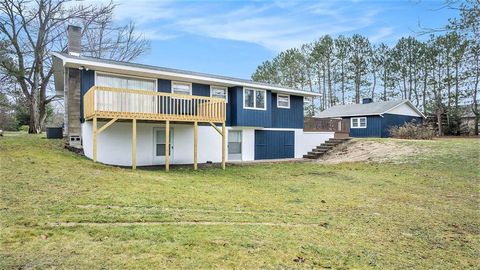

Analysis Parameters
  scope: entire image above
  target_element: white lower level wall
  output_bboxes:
[81,122,334,166]
[82,121,224,166]
[294,131,334,158]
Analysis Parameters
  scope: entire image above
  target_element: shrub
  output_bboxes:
[19,125,29,132]
[388,121,436,140]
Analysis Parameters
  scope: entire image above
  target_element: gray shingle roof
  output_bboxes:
[53,52,318,96]
[315,100,411,118]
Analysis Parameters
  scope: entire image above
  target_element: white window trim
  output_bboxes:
[276,94,290,109]
[351,117,367,129]
[171,81,192,95]
[243,88,267,111]
[95,71,158,91]
[210,85,228,103]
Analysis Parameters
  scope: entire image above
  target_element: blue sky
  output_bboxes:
[110,0,457,79]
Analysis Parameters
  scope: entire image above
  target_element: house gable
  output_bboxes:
[385,102,423,117]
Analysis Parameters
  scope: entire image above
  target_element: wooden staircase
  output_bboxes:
[303,138,352,159]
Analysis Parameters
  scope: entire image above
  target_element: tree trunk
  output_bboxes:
[383,71,387,101]
[28,94,41,133]
[327,60,332,107]
[473,53,479,136]
[371,70,376,99]
[341,62,345,105]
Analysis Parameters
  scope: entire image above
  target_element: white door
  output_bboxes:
[153,127,173,164]
[228,130,242,161]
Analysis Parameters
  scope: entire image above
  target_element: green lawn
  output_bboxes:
[0,134,479,269]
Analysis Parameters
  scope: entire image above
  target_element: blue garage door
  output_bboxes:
[255,130,295,160]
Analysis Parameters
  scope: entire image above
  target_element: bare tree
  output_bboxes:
[0,0,149,133]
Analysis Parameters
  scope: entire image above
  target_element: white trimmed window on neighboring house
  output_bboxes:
[171,81,192,95]
[210,86,228,102]
[244,88,266,110]
[277,94,290,109]
[351,117,367,128]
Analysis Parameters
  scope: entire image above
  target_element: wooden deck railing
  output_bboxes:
[84,86,226,123]
[304,117,350,133]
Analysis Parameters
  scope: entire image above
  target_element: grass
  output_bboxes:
[0,133,479,269]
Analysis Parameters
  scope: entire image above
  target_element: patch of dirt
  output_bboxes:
[319,140,424,164]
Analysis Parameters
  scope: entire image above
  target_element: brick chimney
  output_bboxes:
[362,98,373,104]
[67,25,81,56]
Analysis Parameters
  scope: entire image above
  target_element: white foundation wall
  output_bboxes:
[226,128,334,161]
[294,130,334,158]
[82,122,224,166]
[81,123,334,166]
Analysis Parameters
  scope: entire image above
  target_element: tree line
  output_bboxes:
[252,1,479,135]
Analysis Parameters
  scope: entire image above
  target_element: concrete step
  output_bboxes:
[305,138,351,159]
[324,142,340,146]
[327,138,350,143]
[316,145,332,150]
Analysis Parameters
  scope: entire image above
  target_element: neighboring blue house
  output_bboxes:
[315,98,425,138]
[51,25,334,170]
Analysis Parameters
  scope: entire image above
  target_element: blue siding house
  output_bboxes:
[51,25,334,169]
[315,98,425,138]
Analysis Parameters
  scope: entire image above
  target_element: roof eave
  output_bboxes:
[51,52,320,97]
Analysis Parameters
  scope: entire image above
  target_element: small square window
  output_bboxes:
[210,86,228,102]
[277,94,290,108]
[172,81,192,95]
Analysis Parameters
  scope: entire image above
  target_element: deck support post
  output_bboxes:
[221,122,226,170]
[165,120,170,172]
[93,116,97,162]
[132,119,137,170]
[194,121,198,170]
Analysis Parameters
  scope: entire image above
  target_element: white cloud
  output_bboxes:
[369,27,395,43]
[106,0,384,52]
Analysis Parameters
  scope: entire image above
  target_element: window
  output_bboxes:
[228,130,242,161]
[210,86,228,102]
[277,94,290,108]
[351,117,367,128]
[171,81,192,95]
[244,88,266,110]
[96,72,156,91]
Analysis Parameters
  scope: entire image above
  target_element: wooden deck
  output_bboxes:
[84,86,226,123]
[83,86,227,171]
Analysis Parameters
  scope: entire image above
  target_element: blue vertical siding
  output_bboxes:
[80,69,95,122]
[348,116,383,137]
[226,87,238,126]
[272,93,304,128]
[192,83,210,96]
[158,79,171,93]
[234,88,272,127]
[348,114,424,137]
[78,71,305,129]
[254,130,295,160]
[228,88,304,128]
[381,114,423,137]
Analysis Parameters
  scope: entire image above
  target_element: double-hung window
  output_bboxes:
[351,117,367,128]
[244,88,266,110]
[277,94,290,108]
[171,81,192,95]
[210,86,228,102]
